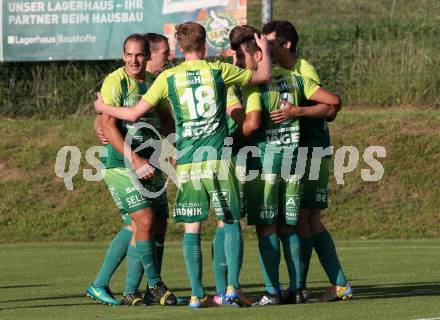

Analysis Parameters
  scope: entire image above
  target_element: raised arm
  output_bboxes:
[94,92,153,122]
[249,34,272,84]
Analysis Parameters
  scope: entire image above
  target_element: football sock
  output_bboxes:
[313,230,347,286]
[223,221,242,288]
[124,245,143,295]
[300,237,313,288]
[258,233,281,295]
[281,232,302,292]
[136,240,161,288]
[212,227,227,295]
[155,234,165,275]
[183,233,205,298]
[94,228,132,288]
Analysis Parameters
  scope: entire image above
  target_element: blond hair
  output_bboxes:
[174,22,206,53]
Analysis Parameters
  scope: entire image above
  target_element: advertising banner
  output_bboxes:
[1,0,247,61]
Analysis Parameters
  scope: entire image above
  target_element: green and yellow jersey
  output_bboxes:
[293,58,331,149]
[142,60,252,165]
[100,67,168,169]
[250,66,320,173]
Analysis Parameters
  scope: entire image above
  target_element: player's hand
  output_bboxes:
[94,116,109,144]
[94,92,104,114]
[270,100,301,123]
[132,155,155,180]
[254,33,269,53]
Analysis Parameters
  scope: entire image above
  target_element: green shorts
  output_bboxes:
[102,167,169,225]
[245,173,301,226]
[300,157,330,209]
[173,159,241,223]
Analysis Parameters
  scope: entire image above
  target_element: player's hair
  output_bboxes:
[262,20,298,53]
[142,33,169,54]
[123,33,150,56]
[174,22,206,53]
[229,25,260,51]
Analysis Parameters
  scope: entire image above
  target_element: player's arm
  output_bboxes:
[95,93,153,122]
[101,114,155,179]
[271,77,341,123]
[95,73,168,122]
[249,34,272,84]
[242,110,261,137]
[94,115,109,144]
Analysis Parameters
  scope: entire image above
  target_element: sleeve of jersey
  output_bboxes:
[303,77,321,100]
[141,73,168,107]
[100,75,121,107]
[226,86,241,109]
[300,60,322,85]
[219,61,252,86]
[244,86,262,114]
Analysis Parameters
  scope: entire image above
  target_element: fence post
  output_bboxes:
[261,0,272,25]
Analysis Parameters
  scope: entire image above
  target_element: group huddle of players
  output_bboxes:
[87,20,352,308]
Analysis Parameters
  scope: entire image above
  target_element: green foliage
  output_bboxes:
[1,0,439,116]
[1,109,439,242]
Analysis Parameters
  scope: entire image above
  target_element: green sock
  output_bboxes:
[313,230,347,286]
[280,232,302,292]
[301,237,313,288]
[94,228,132,288]
[124,245,143,295]
[183,233,205,298]
[136,240,161,288]
[258,233,280,294]
[212,227,227,295]
[155,234,165,275]
[223,222,242,288]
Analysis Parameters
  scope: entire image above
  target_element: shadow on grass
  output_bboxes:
[1,302,93,310]
[306,281,440,302]
[2,281,439,309]
[0,284,51,289]
[1,293,84,304]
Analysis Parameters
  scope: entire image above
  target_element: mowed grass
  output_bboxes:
[1,239,440,320]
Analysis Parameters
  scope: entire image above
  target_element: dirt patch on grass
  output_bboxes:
[0,161,23,182]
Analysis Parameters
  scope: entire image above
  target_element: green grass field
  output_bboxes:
[1,240,440,320]
[1,108,439,242]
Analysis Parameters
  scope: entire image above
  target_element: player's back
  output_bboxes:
[147,60,251,165]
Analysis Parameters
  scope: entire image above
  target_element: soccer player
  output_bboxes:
[94,21,272,308]
[230,26,342,305]
[87,33,177,307]
[262,20,352,302]
[209,27,248,306]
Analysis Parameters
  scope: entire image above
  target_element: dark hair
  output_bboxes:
[143,33,169,54]
[262,20,298,53]
[229,25,260,51]
[123,33,150,56]
[143,33,168,45]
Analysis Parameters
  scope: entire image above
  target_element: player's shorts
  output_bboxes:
[102,167,169,225]
[245,173,301,226]
[173,159,241,223]
[300,157,330,210]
